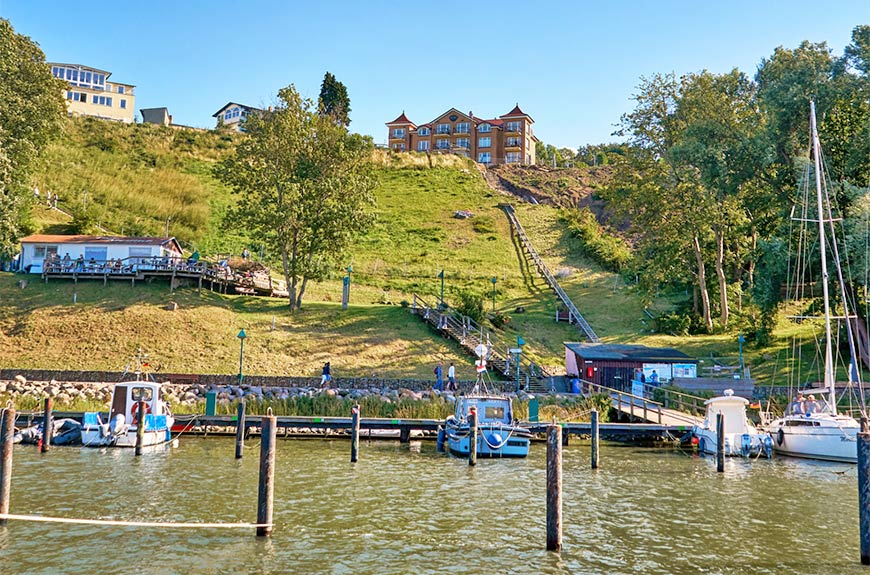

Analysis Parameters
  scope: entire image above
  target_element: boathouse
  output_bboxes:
[18,234,182,273]
[564,343,696,393]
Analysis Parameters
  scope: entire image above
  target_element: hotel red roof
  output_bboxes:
[20,234,177,247]
[500,104,534,123]
[386,112,416,127]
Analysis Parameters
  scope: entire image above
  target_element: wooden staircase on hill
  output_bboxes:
[499,203,600,343]
[410,294,553,393]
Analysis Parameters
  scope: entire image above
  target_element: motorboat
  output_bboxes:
[692,389,772,458]
[762,102,865,463]
[81,351,174,448]
[442,391,531,458]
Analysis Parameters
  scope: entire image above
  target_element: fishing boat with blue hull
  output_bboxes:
[81,351,174,448]
[444,394,531,458]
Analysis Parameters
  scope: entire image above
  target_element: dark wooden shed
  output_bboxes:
[564,343,696,393]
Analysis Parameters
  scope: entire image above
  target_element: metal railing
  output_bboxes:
[43,256,208,276]
[584,381,701,425]
[500,204,599,342]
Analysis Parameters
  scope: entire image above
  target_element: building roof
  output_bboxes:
[430,108,473,125]
[500,104,534,123]
[477,118,504,127]
[564,342,693,362]
[20,235,179,248]
[212,102,263,117]
[386,112,415,127]
[47,62,111,76]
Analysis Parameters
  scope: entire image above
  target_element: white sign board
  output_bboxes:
[642,363,672,384]
[672,363,697,378]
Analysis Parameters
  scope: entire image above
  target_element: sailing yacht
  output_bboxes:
[764,102,865,463]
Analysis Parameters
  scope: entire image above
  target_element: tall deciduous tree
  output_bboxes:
[318,72,351,127]
[0,19,65,260]
[217,85,375,310]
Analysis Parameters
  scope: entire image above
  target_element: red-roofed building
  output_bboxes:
[385,105,537,165]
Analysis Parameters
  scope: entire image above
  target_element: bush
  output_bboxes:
[655,311,692,336]
[561,207,632,272]
[455,290,484,322]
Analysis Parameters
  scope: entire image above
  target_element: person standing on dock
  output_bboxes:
[321,362,332,388]
[447,362,456,391]
[433,362,444,391]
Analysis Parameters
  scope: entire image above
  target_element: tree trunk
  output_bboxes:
[715,229,729,327]
[693,234,713,332]
[747,230,758,289]
[296,277,309,309]
[282,246,296,311]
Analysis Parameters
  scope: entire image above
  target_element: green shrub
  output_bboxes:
[455,290,484,322]
[654,311,692,335]
[561,207,632,272]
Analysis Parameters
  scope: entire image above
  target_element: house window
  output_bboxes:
[418,141,430,151]
[118,86,125,94]
[506,121,522,132]
[455,122,470,134]
[120,99,126,109]
[478,137,491,148]
[436,123,450,135]
[129,247,152,264]
[455,138,470,149]
[435,139,450,150]
[506,152,522,163]
[392,128,405,138]
[506,137,522,147]
[106,97,112,106]
[34,245,58,258]
[478,152,491,164]
[478,123,491,133]
[417,127,430,136]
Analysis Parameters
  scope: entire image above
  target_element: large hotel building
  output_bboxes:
[386,105,537,165]
[48,63,135,123]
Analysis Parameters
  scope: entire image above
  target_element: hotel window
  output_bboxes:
[506,152,522,163]
[417,127,430,136]
[478,123,491,133]
[118,86,125,94]
[120,99,127,109]
[506,137,522,147]
[392,128,405,138]
[106,97,112,107]
[455,122,470,134]
[478,152,491,164]
[436,123,450,135]
[478,137,491,148]
[455,138,470,149]
[435,139,450,150]
[418,141,430,151]
[506,121,522,132]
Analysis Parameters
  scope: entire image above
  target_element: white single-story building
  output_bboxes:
[18,234,182,273]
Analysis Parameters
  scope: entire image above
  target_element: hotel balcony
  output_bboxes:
[505,140,523,149]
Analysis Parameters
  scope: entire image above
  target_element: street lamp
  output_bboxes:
[438,269,445,308]
[738,333,746,378]
[237,329,247,386]
[490,277,497,311]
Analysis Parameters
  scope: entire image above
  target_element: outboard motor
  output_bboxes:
[108,413,128,437]
[761,435,774,459]
[740,434,752,458]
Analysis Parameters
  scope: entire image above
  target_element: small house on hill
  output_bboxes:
[564,342,696,392]
[212,102,263,132]
[18,235,182,273]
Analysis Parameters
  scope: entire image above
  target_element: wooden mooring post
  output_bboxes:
[41,397,52,453]
[591,409,600,470]
[716,412,724,473]
[257,414,277,537]
[0,406,15,526]
[350,404,360,463]
[546,424,563,551]
[135,400,146,456]
[235,401,246,459]
[858,432,870,564]
[468,407,478,466]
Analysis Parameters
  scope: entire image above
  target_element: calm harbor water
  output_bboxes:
[0,437,863,575]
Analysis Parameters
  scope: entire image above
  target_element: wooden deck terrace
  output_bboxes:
[18,412,693,443]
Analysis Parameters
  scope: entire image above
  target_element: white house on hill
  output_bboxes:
[18,235,182,273]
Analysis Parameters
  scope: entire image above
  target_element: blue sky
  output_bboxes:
[2,1,869,148]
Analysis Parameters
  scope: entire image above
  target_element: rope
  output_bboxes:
[0,513,271,529]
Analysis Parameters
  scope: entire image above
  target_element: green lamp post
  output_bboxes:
[237,328,247,386]
[491,276,497,311]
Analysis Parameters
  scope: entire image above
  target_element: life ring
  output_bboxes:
[776,428,784,446]
[130,402,152,424]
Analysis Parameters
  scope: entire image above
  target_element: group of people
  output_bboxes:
[33,186,59,208]
[788,392,824,415]
[433,361,457,392]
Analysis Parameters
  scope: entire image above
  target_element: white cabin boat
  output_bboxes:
[81,380,174,448]
[692,390,772,458]
[443,394,531,458]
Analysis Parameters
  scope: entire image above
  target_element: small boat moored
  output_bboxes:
[692,389,772,458]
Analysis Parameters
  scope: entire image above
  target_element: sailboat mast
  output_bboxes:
[810,101,837,414]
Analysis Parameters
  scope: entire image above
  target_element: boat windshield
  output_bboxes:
[131,386,153,402]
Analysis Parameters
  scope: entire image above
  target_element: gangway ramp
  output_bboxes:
[585,381,703,426]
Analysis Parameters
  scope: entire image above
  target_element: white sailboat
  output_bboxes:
[764,101,865,463]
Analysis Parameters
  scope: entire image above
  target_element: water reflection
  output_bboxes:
[0,438,863,574]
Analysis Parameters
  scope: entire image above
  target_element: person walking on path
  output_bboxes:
[446,362,456,391]
[320,362,332,388]
[433,362,444,391]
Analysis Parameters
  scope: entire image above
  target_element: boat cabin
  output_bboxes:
[702,392,752,434]
[109,382,168,424]
[455,395,514,425]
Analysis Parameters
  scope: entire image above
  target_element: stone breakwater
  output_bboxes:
[0,375,534,407]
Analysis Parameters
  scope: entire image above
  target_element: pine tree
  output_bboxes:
[318,72,351,127]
